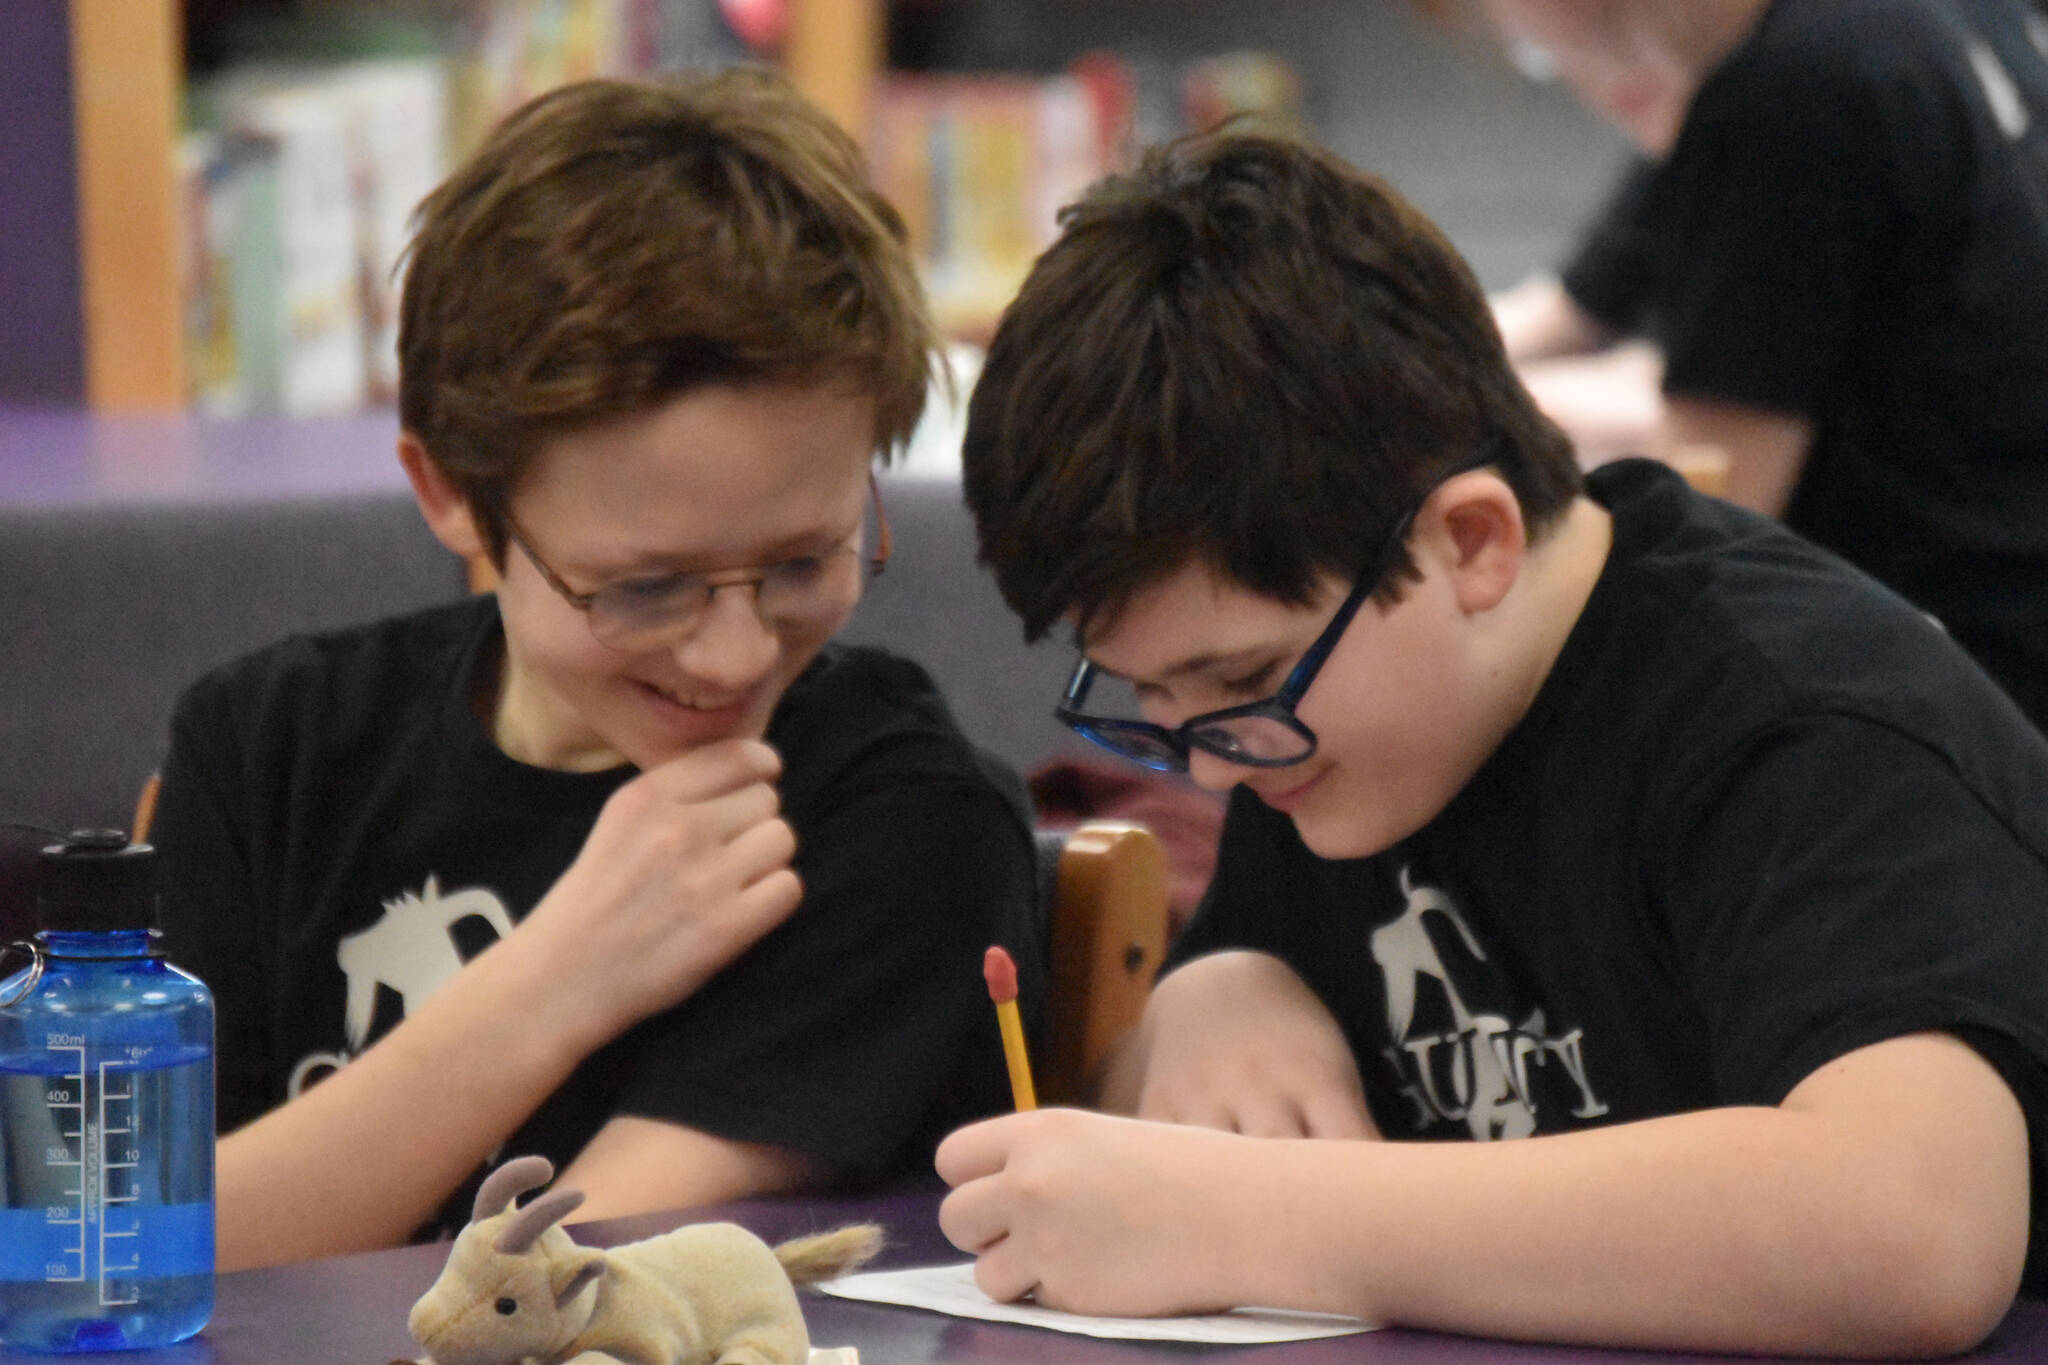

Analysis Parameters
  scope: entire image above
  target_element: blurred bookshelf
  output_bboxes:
[175,0,780,418]
[13,0,886,415]
[14,0,1341,416]
[869,47,1303,340]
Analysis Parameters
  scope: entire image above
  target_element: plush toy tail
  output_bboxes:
[773,1223,885,1284]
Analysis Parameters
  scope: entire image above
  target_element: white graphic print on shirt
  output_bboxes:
[1372,866,1609,1138]
[286,875,514,1098]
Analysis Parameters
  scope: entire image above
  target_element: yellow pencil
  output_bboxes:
[982,945,1037,1111]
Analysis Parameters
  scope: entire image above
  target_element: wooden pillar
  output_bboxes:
[70,0,186,408]
[783,0,884,143]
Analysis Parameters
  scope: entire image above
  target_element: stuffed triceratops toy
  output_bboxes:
[406,1155,881,1365]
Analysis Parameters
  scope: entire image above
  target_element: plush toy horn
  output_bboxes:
[473,1155,556,1222]
[494,1187,588,1255]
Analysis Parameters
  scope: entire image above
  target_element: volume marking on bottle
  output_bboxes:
[42,1042,90,1284]
[96,1056,145,1306]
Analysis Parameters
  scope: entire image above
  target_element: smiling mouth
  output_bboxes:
[642,681,751,714]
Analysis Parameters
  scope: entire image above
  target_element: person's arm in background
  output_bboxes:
[1516,339,1667,469]
[1493,162,1671,467]
[1495,276,1813,500]
[1494,272,1668,469]
[1499,266,1671,474]
[157,712,804,1269]
[1660,394,1811,514]
[1492,272,1619,363]
[1497,270,1813,502]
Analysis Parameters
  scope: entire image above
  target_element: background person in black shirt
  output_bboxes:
[1487,0,2048,728]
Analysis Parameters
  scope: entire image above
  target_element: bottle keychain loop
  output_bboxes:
[0,937,44,1008]
[5,820,76,843]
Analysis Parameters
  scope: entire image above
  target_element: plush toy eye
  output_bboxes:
[494,1297,518,1316]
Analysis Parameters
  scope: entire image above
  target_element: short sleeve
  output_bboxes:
[1165,789,1307,972]
[1649,713,2048,1293]
[1648,714,2048,1108]
[1559,161,1660,333]
[1644,56,1909,416]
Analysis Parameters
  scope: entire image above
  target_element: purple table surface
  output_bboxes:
[0,406,408,507]
[16,1182,2048,1365]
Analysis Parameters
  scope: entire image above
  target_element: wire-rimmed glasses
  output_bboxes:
[502,472,891,652]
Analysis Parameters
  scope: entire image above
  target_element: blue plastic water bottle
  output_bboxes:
[0,832,215,1353]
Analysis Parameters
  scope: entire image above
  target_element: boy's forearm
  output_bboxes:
[557,1114,825,1223]
[215,933,603,1269]
[1094,1018,1151,1114]
[1232,1094,2023,1356]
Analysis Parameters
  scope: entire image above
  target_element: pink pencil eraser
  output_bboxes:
[983,945,1018,1004]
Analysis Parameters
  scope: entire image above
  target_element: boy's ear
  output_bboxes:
[1426,474,1526,616]
[398,432,489,561]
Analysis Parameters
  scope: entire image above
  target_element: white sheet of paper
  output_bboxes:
[818,1262,1377,1344]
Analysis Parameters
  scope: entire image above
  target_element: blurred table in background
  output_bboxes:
[0,406,408,506]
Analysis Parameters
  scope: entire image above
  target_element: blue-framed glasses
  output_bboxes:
[1056,454,1494,773]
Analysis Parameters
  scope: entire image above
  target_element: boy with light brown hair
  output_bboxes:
[153,69,1040,1269]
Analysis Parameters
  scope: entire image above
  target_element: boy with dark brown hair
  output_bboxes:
[936,127,2048,1356]
[153,69,1039,1270]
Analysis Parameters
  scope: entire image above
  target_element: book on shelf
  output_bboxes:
[185,58,450,417]
[449,0,650,153]
[180,130,249,417]
[864,50,1305,341]
[868,67,1122,340]
[186,74,362,418]
[340,60,451,404]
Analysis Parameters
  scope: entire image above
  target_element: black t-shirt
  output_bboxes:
[1561,0,2048,725]
[1170,460,2048,1291]
[153,595,1042,1236]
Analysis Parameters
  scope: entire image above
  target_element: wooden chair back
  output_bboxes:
[1037,821,1171,1105]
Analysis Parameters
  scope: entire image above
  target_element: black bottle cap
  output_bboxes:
[38,830,159,934]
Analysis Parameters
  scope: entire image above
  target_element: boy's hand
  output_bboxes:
[1113,950,1376,1139]
[522,738,801,1037]
[936,1109,1252,1318]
